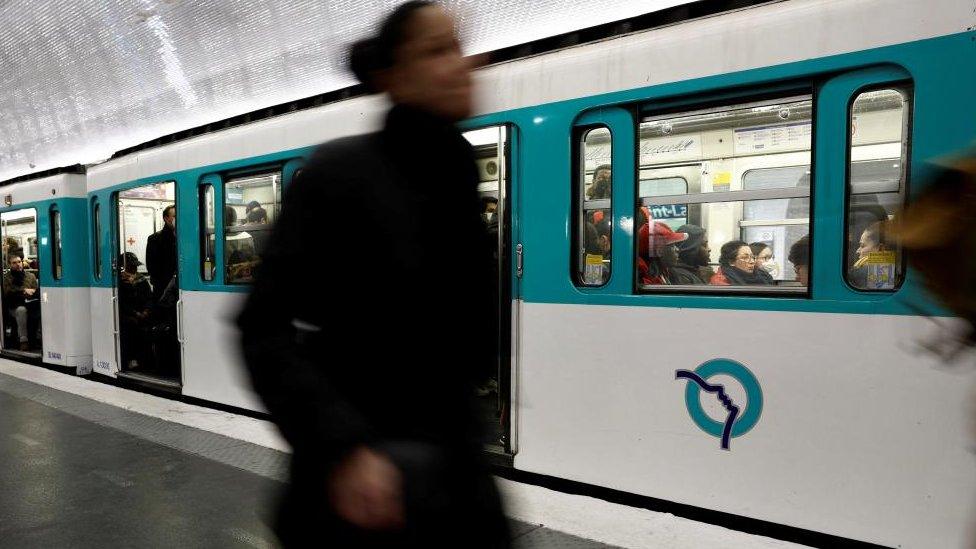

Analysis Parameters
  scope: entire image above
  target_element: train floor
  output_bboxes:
[0,359,809,549]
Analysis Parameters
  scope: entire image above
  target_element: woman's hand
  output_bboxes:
[328,446,405,531]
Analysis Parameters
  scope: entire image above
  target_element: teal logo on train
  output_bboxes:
[676,359,763,451]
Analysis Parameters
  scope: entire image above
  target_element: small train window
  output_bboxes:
[223,171,281,284]
[199,184,215,282]
[92,200,102,280]
[845,86,911,291]
[637,95,813,293]
[577,126,612,287]
[50,205,62,280]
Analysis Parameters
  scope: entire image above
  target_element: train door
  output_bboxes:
[0,209,41,357]
[113,181,182,388]
[463,125,516,455]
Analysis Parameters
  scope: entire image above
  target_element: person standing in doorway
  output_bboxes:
[237,2,507,547]
[145,205,176,302]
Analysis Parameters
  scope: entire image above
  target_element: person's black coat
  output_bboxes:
[145,225,176,299]
[236,105,507,547]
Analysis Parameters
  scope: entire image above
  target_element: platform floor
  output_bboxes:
[0,372,619,548]
[0,361,809,549]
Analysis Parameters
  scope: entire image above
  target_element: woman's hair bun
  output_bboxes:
[346,2,434,93]
[349,37,381,92]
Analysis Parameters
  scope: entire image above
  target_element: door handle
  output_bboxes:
[111,295,119,335]
[175,299,184,344]
[515,243,524,278]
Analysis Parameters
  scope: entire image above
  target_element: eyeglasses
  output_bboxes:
[736,254,756,262]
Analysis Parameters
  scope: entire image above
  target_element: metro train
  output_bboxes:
[1,1,974,546]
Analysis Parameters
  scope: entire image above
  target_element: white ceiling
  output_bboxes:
[0,0,697,182]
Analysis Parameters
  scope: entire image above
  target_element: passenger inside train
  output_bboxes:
[710,240,773,286]
[789,235,810,287]
[637,221,687,285]
[675,224,713,283]
[850,220,897,290]
[117,252,153,371]
[2,254,39,351]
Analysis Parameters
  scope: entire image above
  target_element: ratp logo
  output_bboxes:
[676,359,763,451]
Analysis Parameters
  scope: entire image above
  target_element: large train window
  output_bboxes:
[50,205,62,280]
[199,184,215,282]
[92,200,102,280]
[845,87,911,291]
[576,126,612,286]
[224,171,281,284]
[637,95,812,292]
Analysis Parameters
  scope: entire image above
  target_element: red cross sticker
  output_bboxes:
[126,237,136,246]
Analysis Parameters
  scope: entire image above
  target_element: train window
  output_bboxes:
[577,126,612,286]
[199,184,215,282]
[92,200,102,280]
[50,205,62,280]
[845,87,910,291]
[637,96,812,292]
[223,171,281,284]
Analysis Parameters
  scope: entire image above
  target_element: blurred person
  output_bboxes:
[788,235,810,286]
[236,2,508,547]
[3,255,38,351]
[710,240,773,286]
[246,201,269,224]
[893,152,976,347]
[146,205,177,302]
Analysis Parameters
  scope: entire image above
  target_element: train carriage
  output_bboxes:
[2,0,964,546]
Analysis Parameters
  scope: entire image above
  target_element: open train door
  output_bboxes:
[111,181,183,391]
[462,124,519,460]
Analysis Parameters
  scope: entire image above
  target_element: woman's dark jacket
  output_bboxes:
[236,105,506,547]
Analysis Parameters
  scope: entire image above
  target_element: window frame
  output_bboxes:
[635,92,816,296]
[199,183,216,282]
[842,82,913,293]
[221,167,282,286]
[92,198,102,280]
[49,203,62,280]
[573,123,614,288]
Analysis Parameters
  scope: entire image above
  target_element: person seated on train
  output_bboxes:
[710,240,773,286]
[847,203,888,268]
[788,235,810,286]
[636,221,688,285]
[245,201,269,224]
[117,252,153,370]
[2,255,38,351]
[585,164,612,200]
[850,221,894,287]
[673,223,711,284]
[750,242,779,279]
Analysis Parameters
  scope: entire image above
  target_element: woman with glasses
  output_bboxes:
[709,240,774,286]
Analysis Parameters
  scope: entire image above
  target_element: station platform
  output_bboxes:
[0,359,807,548]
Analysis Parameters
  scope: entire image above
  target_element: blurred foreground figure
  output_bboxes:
[894,149,976,354]
[237,2,508,547]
